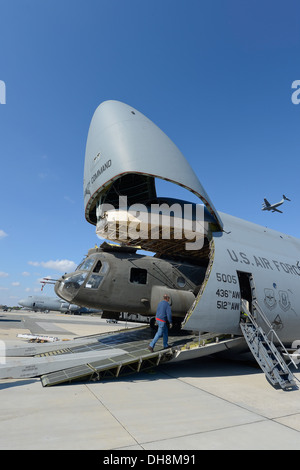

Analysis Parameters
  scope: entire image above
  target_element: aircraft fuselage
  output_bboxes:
[182,211,300,344]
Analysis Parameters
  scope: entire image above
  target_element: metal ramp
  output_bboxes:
[240,299,298,390]
[39,327,240,387]
[41,348,171,387]
[40,327,196,386]
[1,324,243,386]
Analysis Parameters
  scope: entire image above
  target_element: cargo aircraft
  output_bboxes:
[52,101,300,388]
[54,101,299,340]
[18,295,99,314]
[262,195,291,213]
[0,100,298,390]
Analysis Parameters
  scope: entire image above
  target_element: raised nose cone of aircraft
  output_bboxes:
[83,100,222,231]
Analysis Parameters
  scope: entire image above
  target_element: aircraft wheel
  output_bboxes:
[170,318,182,332]
[149,317,157,330]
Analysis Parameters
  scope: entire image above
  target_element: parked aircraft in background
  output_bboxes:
[18,295,100,315]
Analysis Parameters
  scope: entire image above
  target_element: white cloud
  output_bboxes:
[28,259,76,273]
[42,260,77,272]
[11,282,20,287]
[22,271,30,277]
[0,230,8,240]
[0,272,9,278]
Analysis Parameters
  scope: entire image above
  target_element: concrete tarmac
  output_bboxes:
[0,309,300,450]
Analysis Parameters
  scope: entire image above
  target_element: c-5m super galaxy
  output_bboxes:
[52,100,300,385]
[55,100,300,340]
[7,99,298,389]
[262,195,291,213]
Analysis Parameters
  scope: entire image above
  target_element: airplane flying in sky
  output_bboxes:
[262,194,291,213]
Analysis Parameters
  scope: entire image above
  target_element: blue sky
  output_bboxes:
[0,0,299,306]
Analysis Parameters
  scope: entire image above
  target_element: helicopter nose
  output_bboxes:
[55,273,87,302]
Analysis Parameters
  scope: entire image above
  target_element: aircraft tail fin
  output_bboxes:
[283,194,291,201]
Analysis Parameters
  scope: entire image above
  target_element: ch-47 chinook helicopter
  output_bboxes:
[55,238,207,329]
[53,100,300,388]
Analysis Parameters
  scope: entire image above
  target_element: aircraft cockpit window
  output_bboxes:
[78,257,95,272]
[101,262,109,274]
[130,268,147,284]
[58,273,88,301]
[84,261,109,289]
[76,258,86,270]
[93,260,102,273]
[85,274,104,289]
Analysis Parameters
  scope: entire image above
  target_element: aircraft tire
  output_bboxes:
[149,317,157,330]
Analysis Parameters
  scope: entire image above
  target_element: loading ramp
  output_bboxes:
[0,324,246,386]
[39,326,240,387]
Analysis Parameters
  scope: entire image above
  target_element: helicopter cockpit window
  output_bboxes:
[57,272,88,302]
[76,258,85,270]
[85,274,104,289]
[85,262,109,289]
[93,260,102,273]
[130,268,147,284]
[77,256,96,272]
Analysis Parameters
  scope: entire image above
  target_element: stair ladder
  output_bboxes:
[240,298,298,390]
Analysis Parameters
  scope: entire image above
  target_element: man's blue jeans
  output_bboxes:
[150,321,169,349]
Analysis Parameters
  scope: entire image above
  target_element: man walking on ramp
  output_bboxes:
[148,294,172,352]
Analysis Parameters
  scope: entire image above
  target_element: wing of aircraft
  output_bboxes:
[272,208,283,213]
[263,198,271,207]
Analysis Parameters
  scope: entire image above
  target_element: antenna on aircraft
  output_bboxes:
[40,277,59,291]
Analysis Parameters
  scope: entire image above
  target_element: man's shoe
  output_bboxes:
[148,346,154,353]
[164,344,171,349]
